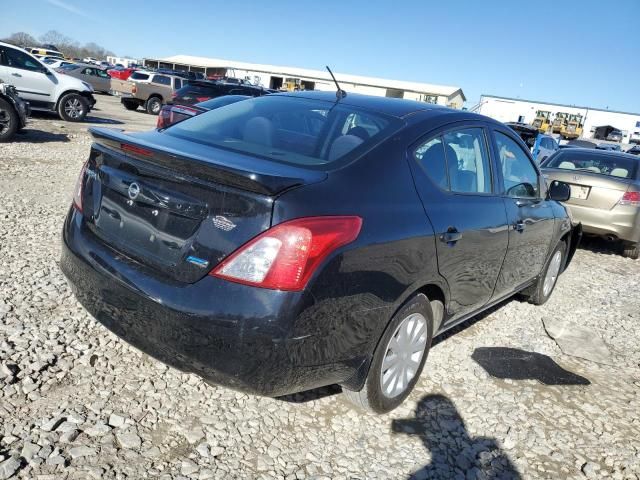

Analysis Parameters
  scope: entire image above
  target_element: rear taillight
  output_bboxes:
[157,106,171,129]
[72,161,88,212]
[211,216,363,291]
[620,191,640,206]
[196,96,211,102]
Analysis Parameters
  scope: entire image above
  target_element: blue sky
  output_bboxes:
[1,0,639,111]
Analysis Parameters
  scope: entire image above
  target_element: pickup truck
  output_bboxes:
[110,71,185,115]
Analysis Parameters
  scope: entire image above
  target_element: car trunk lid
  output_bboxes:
[543,168,632,210]
[81,127,326,283]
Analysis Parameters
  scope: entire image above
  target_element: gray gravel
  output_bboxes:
[1,95,639,479]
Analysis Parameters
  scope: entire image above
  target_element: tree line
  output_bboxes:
[1,30,115,60]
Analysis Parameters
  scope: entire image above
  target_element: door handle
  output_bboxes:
[11,73,22,77]
[440,228,463,244]
[514,221,526,232]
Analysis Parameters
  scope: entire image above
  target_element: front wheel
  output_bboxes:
[521,241,566,305]
[58,93,89,122]
[342,293,434,414]
[0,98,18,142]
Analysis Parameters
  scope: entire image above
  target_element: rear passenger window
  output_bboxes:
[443,128,492,193]
[174,78,182,89]
[414,138,448,190]
[495,132,540,198]
[152,75,171,85]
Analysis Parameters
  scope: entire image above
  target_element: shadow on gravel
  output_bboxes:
[392,394,521,480]
[14,130,70,143]
[577,236,623,257]
[472,347,590,385]
[277,384,342,403]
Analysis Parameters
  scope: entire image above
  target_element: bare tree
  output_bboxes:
[2,30,116,60]
[1,32,38,48]
[39,30,73,49]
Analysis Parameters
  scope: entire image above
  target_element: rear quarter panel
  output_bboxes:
[272,134,446,370]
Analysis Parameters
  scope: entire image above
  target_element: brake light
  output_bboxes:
[121,143,152,156]
[620,191,640,206]
[72,161,88,212]
[196,96,211,102]
[157,106,171,129]
[211,216,363,291]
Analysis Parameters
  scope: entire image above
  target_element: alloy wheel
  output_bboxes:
[0,110,11,134]
[380,312,428,398]
[64,98,84,119]
[543,250,562,297]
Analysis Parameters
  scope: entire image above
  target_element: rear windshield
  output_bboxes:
[165,96,401,167]
[130,72,150,81]
[545,151,639,179]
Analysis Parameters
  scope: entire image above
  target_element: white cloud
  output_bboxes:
[44,0,92,18]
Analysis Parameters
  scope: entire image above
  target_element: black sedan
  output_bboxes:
[61,92,579,413]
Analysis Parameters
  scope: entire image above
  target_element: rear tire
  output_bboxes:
[521,241,567,305]
[58,93,89,122]
[342,293,434,414]
[122,99,139,111]
[0,98,18,142]
[145,96,162,115]
[622,242,639,260]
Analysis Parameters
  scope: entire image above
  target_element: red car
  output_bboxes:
[156,95,250,129]
[107,67,136,80]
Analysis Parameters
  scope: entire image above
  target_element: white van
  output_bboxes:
[0,42,96,121]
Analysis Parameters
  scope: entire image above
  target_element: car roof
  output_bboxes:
[270,90,463,118]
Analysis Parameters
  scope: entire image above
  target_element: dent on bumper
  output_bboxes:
[60,211,366,396]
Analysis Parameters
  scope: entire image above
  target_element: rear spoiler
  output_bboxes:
[88,127,327,196]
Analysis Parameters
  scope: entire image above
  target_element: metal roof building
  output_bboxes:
[143,55,466,109]
[477,94,640,144]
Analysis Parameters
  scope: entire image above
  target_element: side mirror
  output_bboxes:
[42,67,53,75]
[548,181,570,202]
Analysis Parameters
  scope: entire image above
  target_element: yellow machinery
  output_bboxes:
[552,112,570,133]
[531,110,551,133]
[561,114,584,139]
[283,77,301,91]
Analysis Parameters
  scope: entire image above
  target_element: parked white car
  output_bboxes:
[42,58,75,69]
[0,42,96,121]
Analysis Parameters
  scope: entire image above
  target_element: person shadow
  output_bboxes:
[392,394,521,480]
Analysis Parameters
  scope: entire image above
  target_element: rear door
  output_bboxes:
[0,45,55,106]
[490,128,556,296]
[94,68,112,92]
[409,123,509,321]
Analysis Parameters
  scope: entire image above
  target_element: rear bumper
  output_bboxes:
[60,208,367,396]
[566,203,640,244]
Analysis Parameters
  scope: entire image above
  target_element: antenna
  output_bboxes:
[326,66,346,99]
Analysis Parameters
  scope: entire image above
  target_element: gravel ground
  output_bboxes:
[1,95,639,480]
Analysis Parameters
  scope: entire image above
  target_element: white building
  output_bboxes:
[106,56,141,67]
[477,95,640,143]
[142,55,466,108]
